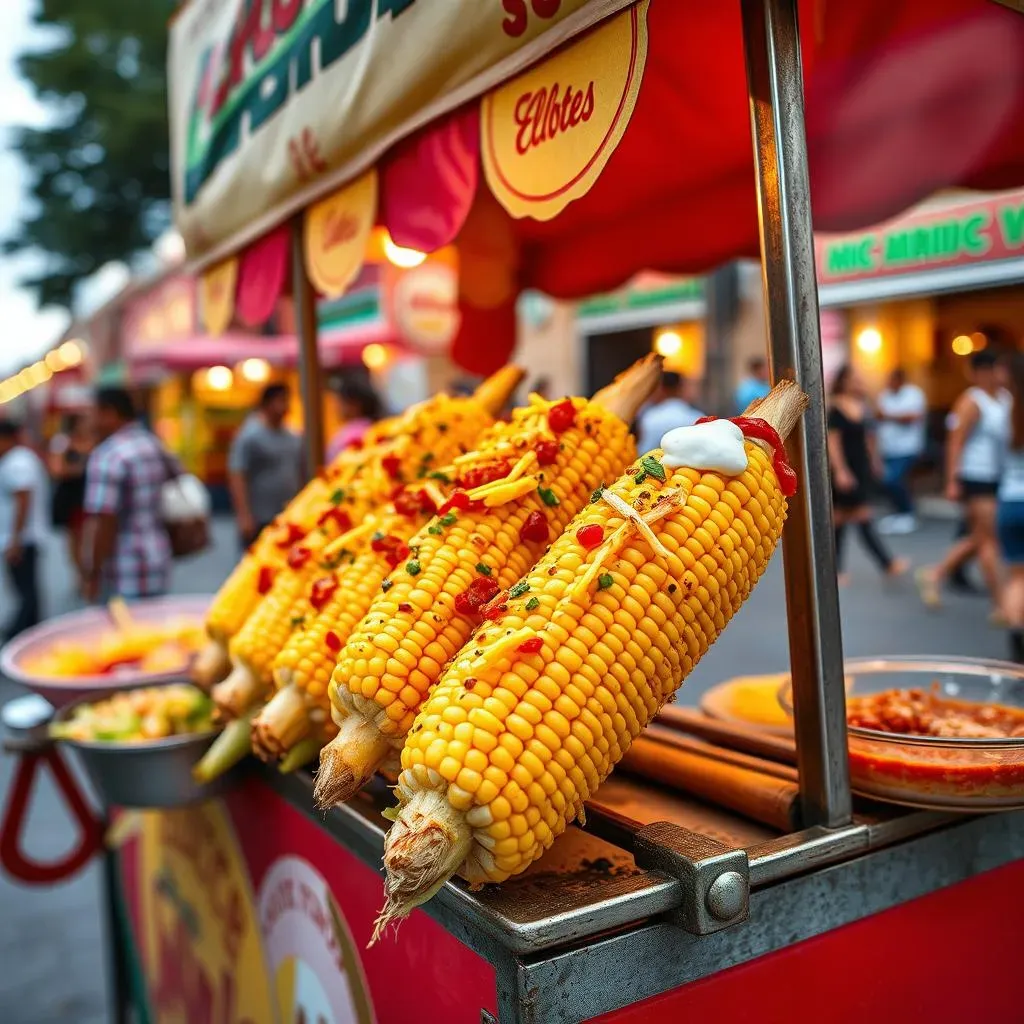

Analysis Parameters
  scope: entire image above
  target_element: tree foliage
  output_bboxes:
[6,1,176,310]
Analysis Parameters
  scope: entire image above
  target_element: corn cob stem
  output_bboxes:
[375,380,808,935]
[192,707,259,784]
[471,364,528,417]
[191,638,231,691]
[372,790,470,945]
[278,735,324,774]
[252,684,313,761]
[313,714,393,807]
[212,662,262,721]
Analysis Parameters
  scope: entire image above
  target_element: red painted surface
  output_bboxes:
[594,858,1024,1023]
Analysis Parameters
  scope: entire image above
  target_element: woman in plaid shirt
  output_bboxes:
[83,388,174,602]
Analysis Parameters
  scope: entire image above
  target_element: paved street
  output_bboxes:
[0,514,1005,1022]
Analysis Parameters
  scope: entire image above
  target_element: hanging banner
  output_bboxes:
[305,170,378,299]
[170,0,635,266]
[200,257,238,336]
[236,224,291,327]
[482,2,649,222]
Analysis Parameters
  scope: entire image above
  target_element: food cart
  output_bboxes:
[5,1,1024,1021]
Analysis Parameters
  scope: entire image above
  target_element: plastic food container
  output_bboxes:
[50,684,233,809]
[779,656,1024,811]
[0,595,210,708]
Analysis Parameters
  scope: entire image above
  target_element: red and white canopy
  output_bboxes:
[170,0,1024,368]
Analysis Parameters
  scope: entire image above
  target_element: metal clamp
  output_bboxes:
[633,821,750,935]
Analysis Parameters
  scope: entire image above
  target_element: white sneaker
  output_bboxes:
[890,514,917,535]
[877,515,901,535]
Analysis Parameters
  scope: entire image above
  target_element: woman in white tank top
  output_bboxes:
[917,350,1009,612]
[997,354,1024,661]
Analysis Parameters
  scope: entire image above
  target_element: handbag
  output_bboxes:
[159,450,211,558]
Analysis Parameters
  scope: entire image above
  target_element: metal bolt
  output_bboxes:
[706,870,747,921]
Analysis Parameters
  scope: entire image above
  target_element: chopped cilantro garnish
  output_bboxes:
[509,581,530,598]
[290,615,306,628]
[428,524,443,536]
[440,512,457,526]
[538,486,560,506]
[372,530,385,542]
[330,488,345,505]
[406,560,421,576]
[476,563,493,577]
[525,596,540,610]
[429,470,451,483]
[634,469,648,485]
[641,455,667,482]
[590,486,605,503]
[598,573,614,590]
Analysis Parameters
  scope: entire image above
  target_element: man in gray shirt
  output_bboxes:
[228,383,304,547]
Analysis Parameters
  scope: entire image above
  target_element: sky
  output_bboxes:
[0,2,69,377]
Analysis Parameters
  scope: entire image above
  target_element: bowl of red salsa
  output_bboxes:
[779,656,1024,811]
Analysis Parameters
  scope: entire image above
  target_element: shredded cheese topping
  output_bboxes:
[467,627,534,671]
[322,519,377,558]
[572,489,684,598]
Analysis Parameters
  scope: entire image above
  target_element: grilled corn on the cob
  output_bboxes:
[251,496,444,761]
[313,355,661,808]
[375,381,807,937]
[211,371,521,717]
[194,370,521,690]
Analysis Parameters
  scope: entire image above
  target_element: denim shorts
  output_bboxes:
[997,499,1024,565]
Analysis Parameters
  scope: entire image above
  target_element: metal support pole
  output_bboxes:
[740,0,852,827]
[290,216,326,476]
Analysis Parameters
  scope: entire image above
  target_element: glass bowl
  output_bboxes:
[778,656,1024,811]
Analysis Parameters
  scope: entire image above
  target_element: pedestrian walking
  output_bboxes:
[826,365,908,585]
[82,388,175,603]
[875,368,926,534]
[917,351,1010,612]
[47,412,93,588]
[326,379,382,462]
[998,354,1024,661]
[0,420,48,640]
[228,383,304,548]
[735,356,772,414]
[636,371,704,454]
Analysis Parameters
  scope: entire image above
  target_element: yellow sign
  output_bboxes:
[389,262,460,355]
[258,855,375,1024]
[200,258,238,337]
[305,171,378,299]
[482,2,649,222]
[138,804,275,1024]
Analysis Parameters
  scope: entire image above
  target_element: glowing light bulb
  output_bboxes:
[655,330,683,358]
[240,357,270,383]
[855,327,882,354]
[206,365,233,390]
[383,233,427,269]
[362,343,389,370]
[951,335,973,356]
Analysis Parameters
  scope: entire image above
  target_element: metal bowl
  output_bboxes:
[51,684,234,809]
[0,595,210,708]
[779,656,1024,811]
